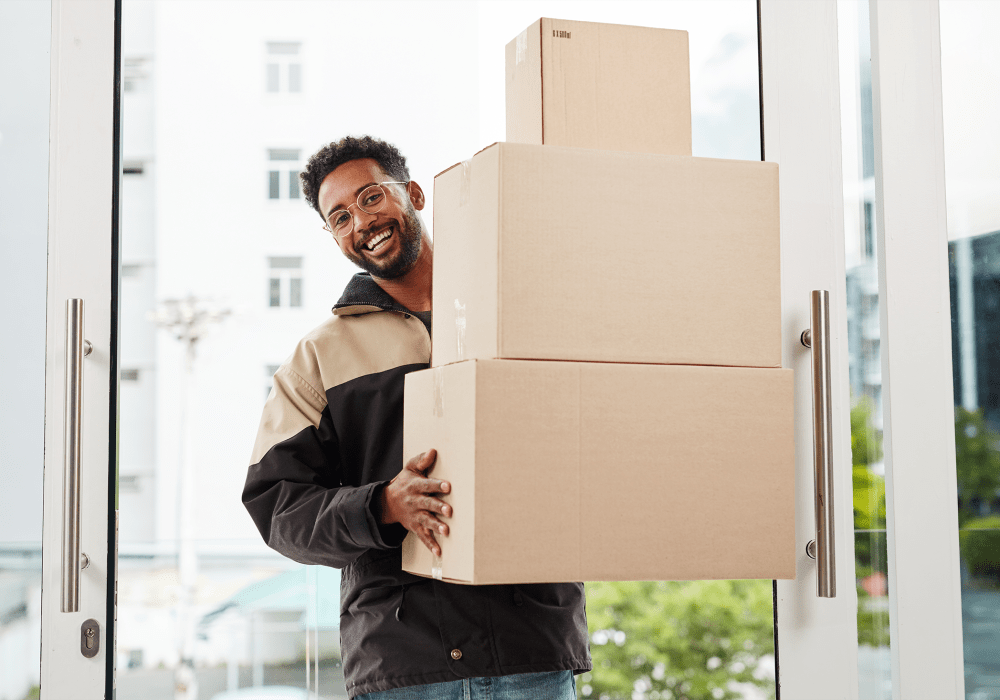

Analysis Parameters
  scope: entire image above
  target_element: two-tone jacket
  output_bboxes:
[243,272,592,698]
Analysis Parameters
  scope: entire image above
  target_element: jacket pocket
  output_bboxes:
[340,546,427,615]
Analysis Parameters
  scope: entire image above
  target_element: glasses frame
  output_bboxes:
[323,181,410,238]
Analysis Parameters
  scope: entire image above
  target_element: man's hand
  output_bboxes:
[379,449,451,556]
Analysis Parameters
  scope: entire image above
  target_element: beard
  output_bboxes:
[348,203,424,280]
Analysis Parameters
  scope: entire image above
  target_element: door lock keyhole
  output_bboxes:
[81,619,100,658]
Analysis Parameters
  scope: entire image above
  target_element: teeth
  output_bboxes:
[365,228,392,251]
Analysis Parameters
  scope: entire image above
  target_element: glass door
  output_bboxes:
[0,3,54,700]
[32,1,119,698]
[112,3,786,698]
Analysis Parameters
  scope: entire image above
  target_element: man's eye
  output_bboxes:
[363,192,383,206]
[333,212,350,227]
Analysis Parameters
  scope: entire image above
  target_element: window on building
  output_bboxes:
[119,474,141,493]
[122,57,148,93]
[123,160,145,176]
[864,200,874,259]
[267,148,302,200]
[268,256,303,308]
[266,42,302,93]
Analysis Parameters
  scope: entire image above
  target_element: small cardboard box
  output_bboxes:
[432,142,781,368]
[506,18,692,156]
[401,360,795,585]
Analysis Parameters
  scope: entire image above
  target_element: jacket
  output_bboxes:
[243,272,592,697]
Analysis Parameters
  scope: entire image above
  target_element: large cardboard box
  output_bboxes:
[401,360,795,585]
[506,18,692,156]
[432,142,781,368]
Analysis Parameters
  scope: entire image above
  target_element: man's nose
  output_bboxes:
[352,206,379,235]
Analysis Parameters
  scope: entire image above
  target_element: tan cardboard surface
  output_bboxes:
[504,19,542,147]
[401,360,795,584]
[506,18,691,156]
[432,143,781,369]
[401,364,478,583]
[474,361,582,583]
[432,146,500,365]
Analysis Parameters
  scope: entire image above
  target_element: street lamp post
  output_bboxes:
[149,296,230,700]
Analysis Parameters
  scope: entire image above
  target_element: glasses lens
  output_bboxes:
[329,211,353,238]
[358,184,387,214]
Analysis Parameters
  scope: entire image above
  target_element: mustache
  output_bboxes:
[354,222,396,253]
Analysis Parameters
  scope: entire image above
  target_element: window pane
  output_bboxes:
[269,256,302,270]
[288,63,301,92]
[269,278,281,307]
[123,56,146,93]
[266,62,279,92]
[940,2,1000,696]
[838,2,892,695]
[268,148,300,161]
[268,170,280,199]
[117,3,771,697]
[267,41,300,55]
[0,3,50,697]
[289,170,300,198]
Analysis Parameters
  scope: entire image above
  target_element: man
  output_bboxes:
[242,135,591,699]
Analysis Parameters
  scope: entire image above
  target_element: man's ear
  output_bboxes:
[407,181,427,211]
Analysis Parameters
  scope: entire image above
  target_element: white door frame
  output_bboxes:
[869,1,965,697]
[39,1,118,698]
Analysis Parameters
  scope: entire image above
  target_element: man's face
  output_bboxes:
[317,158,424,280]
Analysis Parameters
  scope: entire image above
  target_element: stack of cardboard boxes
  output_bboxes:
[401,18,795,585]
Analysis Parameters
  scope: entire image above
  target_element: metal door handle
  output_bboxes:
[800,290,836,598]
[62,299,91,613]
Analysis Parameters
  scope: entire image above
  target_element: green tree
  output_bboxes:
[953,408,1000,527]
[959,515,1000,584]
[851,397,885,538]
[849,398,890,647]
[953,409,1000,588]
[581,580,774,700]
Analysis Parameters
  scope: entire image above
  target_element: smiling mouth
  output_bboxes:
[361,226,394,254]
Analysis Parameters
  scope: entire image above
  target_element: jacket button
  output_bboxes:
[450,648,462,660]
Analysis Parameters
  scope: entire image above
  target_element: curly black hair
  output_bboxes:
[300,135,411,223]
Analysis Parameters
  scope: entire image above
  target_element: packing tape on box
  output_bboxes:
[433,366,445,418]
[459,159,471,207]
[454,299,467,362]
[431,551,443,581]
[516,28,528,65]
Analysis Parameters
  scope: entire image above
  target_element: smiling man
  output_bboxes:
[242,135,591,700]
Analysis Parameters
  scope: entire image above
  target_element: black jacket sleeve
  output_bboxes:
[242,365,403,569]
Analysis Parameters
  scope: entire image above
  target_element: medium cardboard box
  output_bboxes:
[506,18,692,156]
[401,360,795,585]
[432,142,781,368]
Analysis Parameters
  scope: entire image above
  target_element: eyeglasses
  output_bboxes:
[323,181,409,238]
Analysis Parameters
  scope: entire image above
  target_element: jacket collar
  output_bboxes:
[332,272,412,317]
